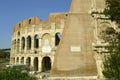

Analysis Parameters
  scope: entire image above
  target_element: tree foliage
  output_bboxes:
[0,51,10,58]
[0,67,36,80]
[104,0,120,24]
[102,0,120,79]
[103,42,120,80]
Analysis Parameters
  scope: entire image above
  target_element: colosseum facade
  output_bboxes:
[10,13,67,72]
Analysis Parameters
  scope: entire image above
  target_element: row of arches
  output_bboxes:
[12,33,61,52]
[13,56,51,72]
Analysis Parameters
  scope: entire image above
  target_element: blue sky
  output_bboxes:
[0,0,71,49]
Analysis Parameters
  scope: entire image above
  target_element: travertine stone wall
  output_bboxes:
[10,12,67,72]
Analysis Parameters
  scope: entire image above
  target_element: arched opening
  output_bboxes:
[41,33,51,53]
[17,39,20,52]
[21,37,25,50]
[18,31,20,36]
[34,57,38,71]
[34,34,39,48]
[55,32,61,46]
[13,57,15,64]
[21,57,24,64]
[42,56,51,72]
[14,40,16,50]
[27,36,31,50]
[26,57,31,71]
[29,19,32,24]
[16,57,19,64]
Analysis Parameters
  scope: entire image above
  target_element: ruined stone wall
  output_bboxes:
[10,13,67,72]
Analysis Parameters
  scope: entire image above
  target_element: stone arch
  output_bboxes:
[17,39,20,52]
[26,57,31,70]
[41,33,52,53]
[11,57,15,64]
[21,57,24,64]
[34,57,38,71]
[34,34,39,48]
[55,32,61,46]
[41,33,51,43]
[16,57,19,64]
[18,31,20,36]
[21,37,25,50]
[27,36,31,50]
[42,56,51,72]
[13,57,15,64]
[14,39,16,51]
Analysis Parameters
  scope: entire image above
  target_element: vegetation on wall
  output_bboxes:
[102,0,120,79]
[104,0,120,24]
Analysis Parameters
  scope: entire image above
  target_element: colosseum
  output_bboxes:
[10,0,117,79]
[10,12,67,72]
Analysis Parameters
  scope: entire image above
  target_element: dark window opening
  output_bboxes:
[16,57,19,64]
[14,40,16,51]
[42,56,51,72]
[21,37,25,50]
[34,57,38,71]
[27,36,31,50]
[21,57,24,64]
[55,33,61,46]
[19,24,21,28]
[29,19,32,24]
[34,35,39,48]
[17,39,20,52]
[18,31,20,36]
[26,57,31,71]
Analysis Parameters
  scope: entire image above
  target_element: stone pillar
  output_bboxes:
[15,57,17,64]
[39,35,41,50]
[51,34,55,48]
[30,57,34,71]
[24,57,27,65]
[19,38,21,53]
[38,57,42,72]
[95,53,104,79]
[25,37,27,53]
[19,57,21,64]
[31,36,34,53]
[51,56,54,67]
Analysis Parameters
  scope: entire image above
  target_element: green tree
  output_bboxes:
[0,67,37,80]
[102,0,120,79]
[102,42,120,80]
[104,0,120,24]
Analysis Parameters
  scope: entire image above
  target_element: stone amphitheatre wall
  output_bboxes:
[10,12,67,72]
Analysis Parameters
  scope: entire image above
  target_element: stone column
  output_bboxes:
[38,57,42,72]
[39,35,41,51]
[25,36,27,53]
[24,57,27,65]
[31,35,34,53]
[51,56,54,67]
[95,53,104,79]
[19,37,21,53]
[51,34,55,48]
[30,57,34,71]
[15,57,17,64]
[19,57,21,64]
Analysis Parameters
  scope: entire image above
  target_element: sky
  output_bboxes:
[0,0,71,49]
